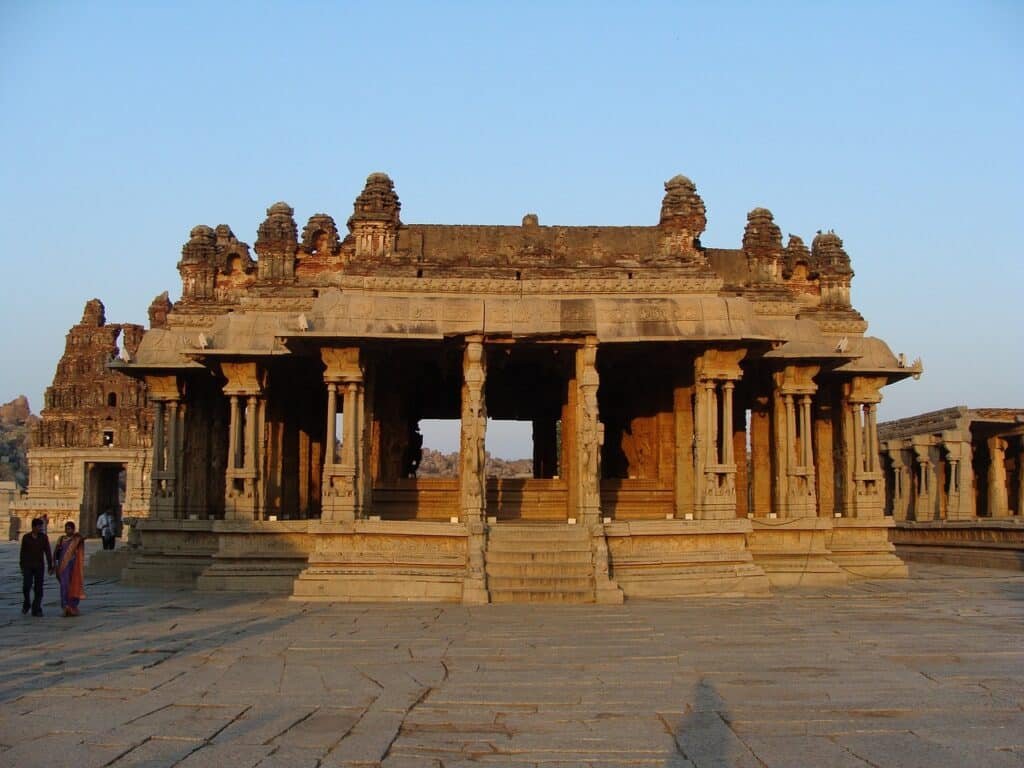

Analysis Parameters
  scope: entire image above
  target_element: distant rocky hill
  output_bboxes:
[417,447,532,478]
[0,396,36,487]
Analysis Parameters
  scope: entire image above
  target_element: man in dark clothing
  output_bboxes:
[20,518,53,616]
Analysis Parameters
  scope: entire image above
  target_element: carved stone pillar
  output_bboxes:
[221,362,266,521]
[673,373,697,519]
[694,349,745,519]
[772,365,819,518]
[941,432,975,520]
[227,395,240,476]
[987,436,1010,518]
[575,337,621,603]
[841,376,886,518]
[911,438,935,522]
[883,442,910,521]
[321,348,365,522]
[575,339,602,525]
[749,395,772,517]
[151,399,167,517]
[325,383,338,466]
[145,374,183,521]
[460,336,489,603]
[814,396,836,517]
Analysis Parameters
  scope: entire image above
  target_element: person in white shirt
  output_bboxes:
[96,509,116,550]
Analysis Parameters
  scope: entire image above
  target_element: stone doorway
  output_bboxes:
[486,344,572,521]
[81,461,125,536]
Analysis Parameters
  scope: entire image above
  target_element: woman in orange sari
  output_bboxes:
[54,521,86,617]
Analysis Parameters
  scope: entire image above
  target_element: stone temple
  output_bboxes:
[25,173,925,601]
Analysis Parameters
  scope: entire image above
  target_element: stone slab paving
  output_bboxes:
[1,541,1023,767]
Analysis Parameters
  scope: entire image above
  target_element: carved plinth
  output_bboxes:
[827,517,908,579]
[606,520,769,597]
[291,520,470,602]
[748,518,846,587]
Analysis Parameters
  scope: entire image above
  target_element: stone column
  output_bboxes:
[673,375,697,519]
[772,365,819,517]
[320,348,365,523]
[694,349,745,520]
[575,338,602,525]
[841,376,886,518]
[722,381,735,466]
[150,399,166,517]
[912,439,934,522]
[167,403,184,518]
[575,337,621,604]
[883,443,910,521]
[460,336,489,603]
[814,397,836,517]
[325,383,338,466]
[227,395,240,474]
[221,362,266,522]
[987,436,1010,518]
[800,396,813,469]
[939,432,974,520]
[749,396,772,517]
[144,374,184,521]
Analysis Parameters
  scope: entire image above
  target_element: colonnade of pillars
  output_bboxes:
[144,352,895,524]
[885,431,1023,521]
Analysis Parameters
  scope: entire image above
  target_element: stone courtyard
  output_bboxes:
[2,542,1022,768]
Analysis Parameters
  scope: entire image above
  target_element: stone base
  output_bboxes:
[595,579,625,604]
[828,517,908,579]
[292,572,465,602]
[606,520,771,598]
[892,520,1024,572]
[119,519,220,588]
[461,578,490,604]
[85,547,133,579]
[291,519,470,602]
[196,555,309,594]
[120,553,212,588]
[748,517,847,587]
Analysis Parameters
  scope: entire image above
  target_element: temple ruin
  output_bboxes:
[880,407,1024,569]
[27,173,924,600]
[12,300,150,540]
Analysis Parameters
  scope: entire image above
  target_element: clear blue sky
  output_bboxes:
[1,1,1021,458]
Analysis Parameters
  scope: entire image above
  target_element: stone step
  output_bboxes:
[490,589,595,603]
[486,575,595,591]
[486,562,593,579]
[487,525,590,542]
[484,524,598,603]
[486,539,592,553]
[484,549,594,564]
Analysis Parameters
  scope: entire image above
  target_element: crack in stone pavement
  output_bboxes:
[381,684,432,762]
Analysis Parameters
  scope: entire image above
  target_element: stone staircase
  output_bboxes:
[485,523,596,603]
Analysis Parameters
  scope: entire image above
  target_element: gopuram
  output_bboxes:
[36,173,922,601]
[11,300,151,539]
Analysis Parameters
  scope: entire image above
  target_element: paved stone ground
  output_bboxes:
[1,541,1023,768]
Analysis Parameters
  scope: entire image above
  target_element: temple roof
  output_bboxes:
[879,406,1024,440]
